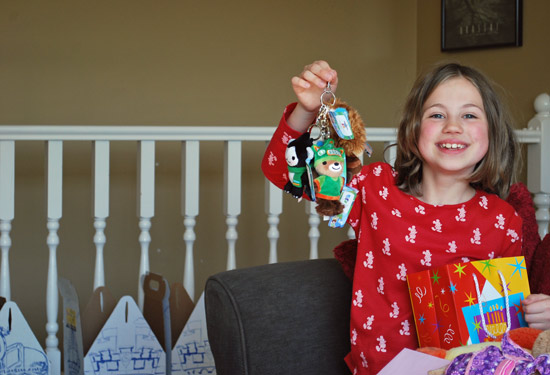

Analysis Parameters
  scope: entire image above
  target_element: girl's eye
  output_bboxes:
[429,113,444,119]
[463,114,477,119]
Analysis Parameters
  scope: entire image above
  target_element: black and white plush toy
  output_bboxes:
[284,132,314,200]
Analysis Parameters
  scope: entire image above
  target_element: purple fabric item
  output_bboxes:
[445,332,550,375]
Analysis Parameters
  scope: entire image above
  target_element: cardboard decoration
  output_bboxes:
[81,286,116,356]
[169,283,194,349]
[142,272,171,375]
[171,293,215,374]
[407,256,530,350]
[0,301,50,374]
[83,296,165,375]
[59,277,84,375]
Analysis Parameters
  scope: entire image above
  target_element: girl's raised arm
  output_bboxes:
[287,60,339,133]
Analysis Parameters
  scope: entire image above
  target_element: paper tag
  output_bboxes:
[328,185,358,228]
[328,107,354,140]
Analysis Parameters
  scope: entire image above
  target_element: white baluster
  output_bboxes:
[46,140,62,375]
[306,201,320,259]
[181,141,199,301]
[265,181,282,264]
[137,141,155,310]
[0,141,14,301]
[93,141,109,290]
[224,141,241,270]
[383,141,397,167]
[527,93,550,238]
[347,226,355,240]
[533,193,550,238]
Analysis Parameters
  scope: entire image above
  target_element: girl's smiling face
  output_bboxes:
[418,76,489,179]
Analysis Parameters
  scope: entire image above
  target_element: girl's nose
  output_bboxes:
[442,118,463,133]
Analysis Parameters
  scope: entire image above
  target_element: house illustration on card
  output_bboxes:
[0,301,50,375]
[83,296,165,375]
[171,293,215,374]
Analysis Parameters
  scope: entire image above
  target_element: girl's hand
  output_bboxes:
[287,60,338,132]
[523,293,550,330]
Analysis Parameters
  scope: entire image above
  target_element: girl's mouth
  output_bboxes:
[437,143,467,150]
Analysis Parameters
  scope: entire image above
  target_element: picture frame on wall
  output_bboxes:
[441,0,523,51]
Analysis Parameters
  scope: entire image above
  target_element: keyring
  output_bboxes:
[320,82,336,107]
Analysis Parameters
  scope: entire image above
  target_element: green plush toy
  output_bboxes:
[312,138,346,216]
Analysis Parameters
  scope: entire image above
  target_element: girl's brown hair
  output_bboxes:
[394,62,519,199]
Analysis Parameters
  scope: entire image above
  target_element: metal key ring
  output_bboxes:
[320,82,336,107]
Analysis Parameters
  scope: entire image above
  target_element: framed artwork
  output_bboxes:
[441,0,523,51]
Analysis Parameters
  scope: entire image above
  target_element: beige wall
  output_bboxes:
[1,1,417,346]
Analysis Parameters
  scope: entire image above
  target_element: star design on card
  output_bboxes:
[499,280,511,295]
[479,259,496,274]
[431,270,441,285]
[454,263,467,278]
[418,314,426,324]
[464,292,476,306]
[472,319,482,333]
[508,258,527,279]
[449,282,457,294]
[428,302,434,308]
[514,301,525,319]
[432,320,442,334]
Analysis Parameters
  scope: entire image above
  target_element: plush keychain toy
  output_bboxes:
[312,139,346,216]
[329,99,369,181]
[284,131,314,200]
[283,83,368,223]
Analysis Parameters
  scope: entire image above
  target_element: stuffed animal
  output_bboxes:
[329,99,367,181]
[283,132,314,200]
[312,139,346,216]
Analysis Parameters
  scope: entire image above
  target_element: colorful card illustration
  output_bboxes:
[407,256,530,349]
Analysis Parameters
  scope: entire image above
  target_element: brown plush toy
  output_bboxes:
[532,328,550,357]
[329,99,367,181]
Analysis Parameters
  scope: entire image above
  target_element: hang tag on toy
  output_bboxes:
[328,185,358,228]
[328,107,354,140]
[364,141,373,157]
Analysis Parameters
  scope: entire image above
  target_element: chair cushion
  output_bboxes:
[205,258,352,375]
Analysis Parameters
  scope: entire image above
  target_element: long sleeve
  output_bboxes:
[261,102,303,189]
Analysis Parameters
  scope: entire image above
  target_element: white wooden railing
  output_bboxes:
[0,93,549,374]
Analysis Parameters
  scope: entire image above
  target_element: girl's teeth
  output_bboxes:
[441,143,465,149]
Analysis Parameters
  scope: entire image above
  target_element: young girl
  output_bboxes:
[261,61,529,374]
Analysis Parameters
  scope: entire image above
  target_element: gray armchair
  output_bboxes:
[205,258,352,375]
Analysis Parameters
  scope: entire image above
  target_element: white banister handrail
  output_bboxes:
[0,126,398,142]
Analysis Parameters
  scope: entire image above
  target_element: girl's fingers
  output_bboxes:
[523,294,550,309]
[302,69,331,89]
[524,294,550,330]
[301,61,338,88]
[291,76,311,90]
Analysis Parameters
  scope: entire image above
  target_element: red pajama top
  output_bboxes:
[261,103,523,375]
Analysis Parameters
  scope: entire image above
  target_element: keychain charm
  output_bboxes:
[310,82,336,141]
[285,81,368,226]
